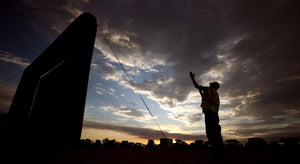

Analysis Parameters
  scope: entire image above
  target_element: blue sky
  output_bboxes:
[0,0,300,144]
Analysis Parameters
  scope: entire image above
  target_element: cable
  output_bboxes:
[99,29,167,138]
[0,4,167,137]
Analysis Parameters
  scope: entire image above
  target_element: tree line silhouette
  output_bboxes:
[77,137,300,152]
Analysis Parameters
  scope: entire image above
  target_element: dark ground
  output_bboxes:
[1,148,299,164]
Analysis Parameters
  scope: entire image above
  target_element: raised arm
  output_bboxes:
[189,71,201,89]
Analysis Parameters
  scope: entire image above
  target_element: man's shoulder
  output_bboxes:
[198,85,207,88]
[199,86,209,92]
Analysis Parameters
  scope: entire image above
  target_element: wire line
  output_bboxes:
[99,29,167,138]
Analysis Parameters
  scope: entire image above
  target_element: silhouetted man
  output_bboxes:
[189,71,224,158]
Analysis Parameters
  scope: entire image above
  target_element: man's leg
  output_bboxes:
[204,110,217,148]
[204,110,224,158]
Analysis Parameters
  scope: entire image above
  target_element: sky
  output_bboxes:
[0,0,299,144]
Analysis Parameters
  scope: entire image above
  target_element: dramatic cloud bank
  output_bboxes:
[1,0,299,142]
[0,50,30,68]
[84,120,206,141]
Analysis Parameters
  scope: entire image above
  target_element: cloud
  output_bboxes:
[100,104,153,123]
[88,0,300,140]
[169,112,203,127]
[83,120,206,140]
[94,83,106,95]
[0,86,15,114]
[276,75,300,83]
[224,116,300,141]
[164,102,204,127]
[21,0,85,42]
[89,1,229,108]
[10,0,300,140]
[0,50,30,68]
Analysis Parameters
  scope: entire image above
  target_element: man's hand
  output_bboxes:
[189,71,195,79]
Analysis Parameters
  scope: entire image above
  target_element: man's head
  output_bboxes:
[210,82,220,90]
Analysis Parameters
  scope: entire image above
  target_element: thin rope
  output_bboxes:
[0,4,167,138]
[99,29,167,138]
